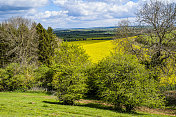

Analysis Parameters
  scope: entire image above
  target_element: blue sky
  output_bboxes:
[0,0,175,28]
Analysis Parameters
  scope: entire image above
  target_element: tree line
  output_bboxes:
[0,17,59,67]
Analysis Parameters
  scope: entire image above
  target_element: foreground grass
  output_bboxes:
[0,92,174,117]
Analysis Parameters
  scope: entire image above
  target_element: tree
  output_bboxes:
[137,0,176,68]
[114,19,137,54]
[0,63,36,91]
[0,17,39,67]
[91,53,165,112]
[52,42,90,105]
[36,24,59,66]
[115,0,176,76]
[34,65,54,91]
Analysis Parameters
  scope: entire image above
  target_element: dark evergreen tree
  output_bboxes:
[47,27,58,61]
[36,24,58,66]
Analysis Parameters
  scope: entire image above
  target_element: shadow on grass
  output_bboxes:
[43,101,146,116]
[43,101,62,105]
[79,103,146,116]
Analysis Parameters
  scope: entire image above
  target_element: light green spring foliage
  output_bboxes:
[0,63,35,91]
[54,42,89,66]
[52,42,90,104]
[91,53,165,112]
[52,65,87,105]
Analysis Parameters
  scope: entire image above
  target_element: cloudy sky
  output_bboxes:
[0,0,175,28]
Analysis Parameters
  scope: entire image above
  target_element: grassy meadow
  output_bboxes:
[0,92,175,117]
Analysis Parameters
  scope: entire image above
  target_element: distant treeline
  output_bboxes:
[54,27,145,41]
[54,30,115,41]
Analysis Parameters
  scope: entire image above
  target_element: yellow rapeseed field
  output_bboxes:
[69,40,114,63]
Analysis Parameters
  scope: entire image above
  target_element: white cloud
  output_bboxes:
[0,0,49,23]
[53,0,68,5]
[27,0,139,28]
[0,0,48,7]
[53,0,137,20]
[138,0,176,4]
[35,10,68,19]
[1,0,175,28]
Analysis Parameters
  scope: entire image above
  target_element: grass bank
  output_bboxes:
[0,92,175,117]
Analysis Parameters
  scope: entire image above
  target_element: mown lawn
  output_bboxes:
[0,92,174,117]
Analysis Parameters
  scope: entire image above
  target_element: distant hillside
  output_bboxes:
[54,26,117,31]
[54,27,116,41]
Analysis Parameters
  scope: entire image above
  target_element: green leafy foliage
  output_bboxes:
[89,53,165,112]
[52,42,90,105]
[52,65,87,105]
[53,42,89,66]
[34,65,54,91]
[0,63,35,91]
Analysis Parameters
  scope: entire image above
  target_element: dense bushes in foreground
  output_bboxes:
[87,53,165,112]
[51,42,90,105]
[0,42,90,104]
[0,41,167,112]
[0,63,36,91]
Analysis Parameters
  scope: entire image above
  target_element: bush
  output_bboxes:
[34,65,54,91]
[52,65,87,105]
[86,64,100,99]
[0,63,35,91]
[90,53,165,112]
[53,42,89,66]
[52,42,90,105]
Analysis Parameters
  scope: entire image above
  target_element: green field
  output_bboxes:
[69,40,114,63]
[54,28,116,41]
[0,92,174,117]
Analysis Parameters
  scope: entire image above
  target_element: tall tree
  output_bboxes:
[36,24,58,66]
[115,0,176,75]
[0,17,39,67]
[136,0,176,68]
[47,27,58,61]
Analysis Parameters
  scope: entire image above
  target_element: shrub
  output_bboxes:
[91,53,165,112]
[86,64,100,99]
[52,65,87,105]
[0,63,35,91]
[34,65,54,91]
[52,42,90,105]
[53,42,89,66]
